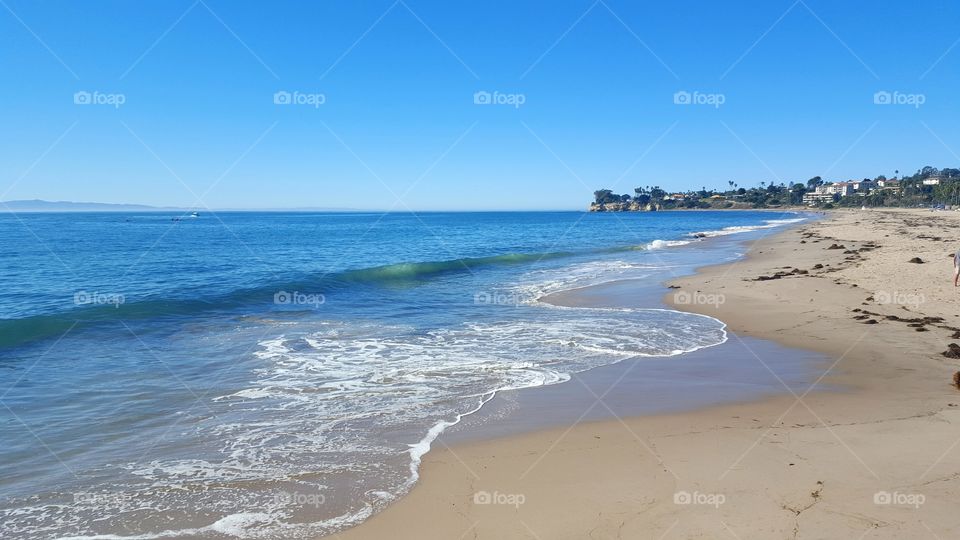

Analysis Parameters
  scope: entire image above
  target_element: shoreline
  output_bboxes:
[430,216,818,445]
[335,208,960,539]
[588,206,814,215]
[591,205,811,212]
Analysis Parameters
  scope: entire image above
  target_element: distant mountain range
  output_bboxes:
[0,200,361,212]
[0,200,179,212]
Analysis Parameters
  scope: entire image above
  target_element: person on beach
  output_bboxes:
[954,249,960,287]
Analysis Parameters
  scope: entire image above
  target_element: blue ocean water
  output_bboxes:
[0,210,805,539]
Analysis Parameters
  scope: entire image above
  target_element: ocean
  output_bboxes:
[0,210,806,539]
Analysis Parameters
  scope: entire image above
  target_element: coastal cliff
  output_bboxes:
[588,201,662,212]
[591,166,960,211]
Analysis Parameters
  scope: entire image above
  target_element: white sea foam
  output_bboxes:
[647,238,692,249]
[689,217,805,238]
[205,309,724,536]
[56,512,283,540]
[405,392,496,487]
[509,259,664,302]
[24,305,727,540]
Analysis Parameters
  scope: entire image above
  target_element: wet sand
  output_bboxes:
[441,333,830,446]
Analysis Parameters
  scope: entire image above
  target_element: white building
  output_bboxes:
[802,191,834,205]
[802,181,858,205]
[877,179,902,193]
[823,182,854,197]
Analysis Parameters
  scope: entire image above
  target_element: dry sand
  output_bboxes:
[335,208,960,539]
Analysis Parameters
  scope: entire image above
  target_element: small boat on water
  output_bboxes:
[172,211,199,222]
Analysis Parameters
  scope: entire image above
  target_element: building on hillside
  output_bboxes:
[877,179,902,193]
[922,176,942,186]
[802,190,835,205]
[852,179,874,191]
[823,182,854,197]
[801,181,856,205]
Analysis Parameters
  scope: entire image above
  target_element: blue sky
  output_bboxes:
[2,0,959,210]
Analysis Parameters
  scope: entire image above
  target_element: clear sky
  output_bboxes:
[2,0,959,210]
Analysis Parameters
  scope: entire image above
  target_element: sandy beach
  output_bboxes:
[336,208,960,539]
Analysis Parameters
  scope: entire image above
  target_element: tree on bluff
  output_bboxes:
[593,189,619,204]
